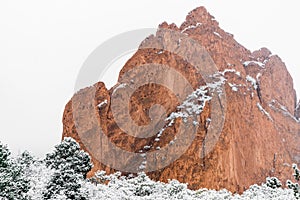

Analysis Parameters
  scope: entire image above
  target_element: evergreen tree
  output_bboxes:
[45,137,92,178]
[0,142,30,200]
[0,142,10,168]
[17,151,35,168]
[44,169,85,200]
[287,163,300,199]
[43,137,92,199]
[265,177,282,189]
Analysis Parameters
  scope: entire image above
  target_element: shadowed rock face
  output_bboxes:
[295,101,300,120]
[62,7,300,193]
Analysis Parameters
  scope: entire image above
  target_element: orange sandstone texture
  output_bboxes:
[62,7,300,193]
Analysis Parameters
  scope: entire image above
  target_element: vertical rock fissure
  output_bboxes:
[202,135,206,169]
[256,83,262,104]
[272,153,277,173]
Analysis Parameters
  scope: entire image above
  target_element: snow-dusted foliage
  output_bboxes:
[0,140,298,199]
[0,143,30,200]
[43,137,93,199]
[17,151,35,168]
[45,137,92,178]
[44,169,87,200]
[80,171,296,200]
[287,164,300,199]
[25,160,54,199]
[240,184,294,200]
[266,177,282,189]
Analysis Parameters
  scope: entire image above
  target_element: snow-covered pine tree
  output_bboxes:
[0,142,30,200]
[287,163,300,199]
[0,143,10,168]
[44,137,92,178]
[43,169,85,200]
[17,151,35,168]
[266,177,282,189]
[43,137,92,199]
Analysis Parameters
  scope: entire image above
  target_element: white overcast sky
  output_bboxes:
[0,0,300,157]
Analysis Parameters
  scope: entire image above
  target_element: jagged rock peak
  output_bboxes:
[158,21,180,31]
[251,47,272,62]
[180,6,219,30]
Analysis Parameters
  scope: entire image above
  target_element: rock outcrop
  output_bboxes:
[295,101,300,120]
[62,7,300,193]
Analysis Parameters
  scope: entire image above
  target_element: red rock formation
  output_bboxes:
[62,7,300,193]
[295,101,300,120]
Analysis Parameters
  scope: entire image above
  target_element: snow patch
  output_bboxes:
[213,31,222,38]
[112,83,127,94]
[139,83,213,171]
[219,68,241,77]
[181,22,202,33]
[257,103,273,121]
[243,61,265,68]
[228,83,239,92]
[269,100,299,122]
[157,50,163,54]
[256,73,262,81]
[246,75,258,90]
[97,99,107,108]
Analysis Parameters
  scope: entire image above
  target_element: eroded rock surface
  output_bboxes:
[62,7,300,193]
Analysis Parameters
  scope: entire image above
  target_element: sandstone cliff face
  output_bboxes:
[295,101,300,120]
[62,7,300,193]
